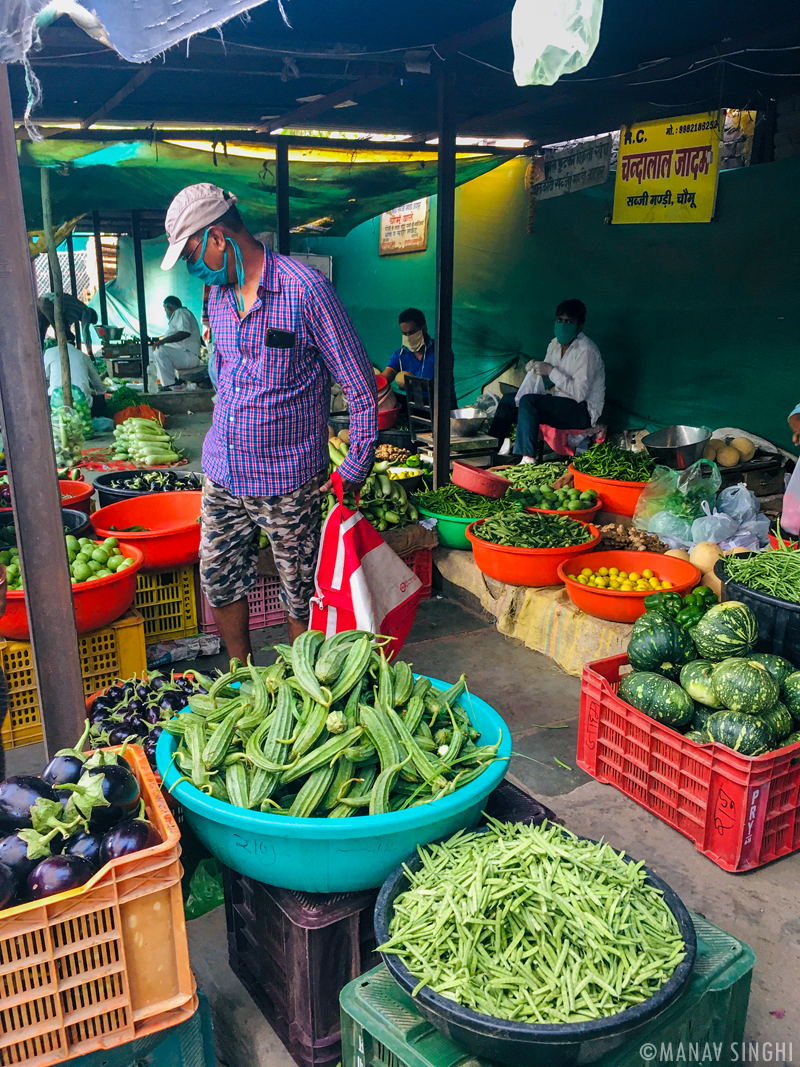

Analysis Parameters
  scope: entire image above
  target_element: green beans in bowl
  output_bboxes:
[466,514,600,586]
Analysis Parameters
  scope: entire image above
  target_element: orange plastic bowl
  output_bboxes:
[466,521,600,587]
[378,407,399,431]
[0,541,144,641]
[557,550,701,623]
[91,491,202,571]
[569,466,648,518]
[452,462,510,499]
[59,479,95,516]
[522,500,603,524]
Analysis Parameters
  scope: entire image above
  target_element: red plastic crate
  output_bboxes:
[578,654,800,872]
[198,572,287,634]
[399,547,432,600]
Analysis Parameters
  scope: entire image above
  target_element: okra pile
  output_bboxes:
[165,630,504,817]
[379,820,687,1024]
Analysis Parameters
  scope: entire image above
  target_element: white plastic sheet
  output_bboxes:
[511,0,604,87]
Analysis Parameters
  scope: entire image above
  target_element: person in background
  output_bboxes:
[789,405,800,446]
[43,340,107,437]
[37,292,98,353]
[151,296,202,390]
[381,308,435,390]
[489,299,605,462]
[161,182,377,655]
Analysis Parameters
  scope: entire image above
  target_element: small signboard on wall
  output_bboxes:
[613,111,722,224]
[379,198,429,255]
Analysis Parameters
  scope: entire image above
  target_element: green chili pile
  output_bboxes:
[501,462,568,490]
[166,631,505,817]
[378,820,686,1024]
[472,512,593,549]
[413,485,519,519]
[572,442,655,482]
[721,544,800,605]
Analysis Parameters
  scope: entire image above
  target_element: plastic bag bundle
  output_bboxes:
[50,405,84,468]
[717,483,760,526]
[633,459,721,530]
[646,510,693,544]
[690,501,738,545]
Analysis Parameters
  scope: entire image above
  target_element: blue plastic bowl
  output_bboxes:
[156,676,511,893]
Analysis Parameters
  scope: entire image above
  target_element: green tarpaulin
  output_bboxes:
[19,140,505,237]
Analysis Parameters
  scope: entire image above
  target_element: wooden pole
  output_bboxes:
[92,210,108,324]
[131,210,149,383]
[275,138,291,255]
[0,66,86,754]
[433,70,457,489]
[40,167,73,406]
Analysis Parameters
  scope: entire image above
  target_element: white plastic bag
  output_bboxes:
[474,391,499,418]
[647,510,693,543]
[690,501,737,545]
[717,483,760,526]
[512,0,604,87]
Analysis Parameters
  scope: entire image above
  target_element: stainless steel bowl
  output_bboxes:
[95,324,123,341]
[450,407,485,437]
[642,425,712,469]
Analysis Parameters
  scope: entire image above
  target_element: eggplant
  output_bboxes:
[126,698,144,715]
[63,830,104,870]
[27,855,94,899]
[175,678,195,694]
[0,833,39,882]
[105,685,125,703]
[0,861,14,910]
[135,684,149,701]
[90,708,110,726]
[0,776,59,832]
[150,675,166,690]
[159,691,185,713]
[101,819,159,863]
[107,726,136,747]
[142,736,158,765]
[90,696,114,716]
[83,764,140,830]
[41,753,84,787]
[195,686,209,694]
[143,706,161,725]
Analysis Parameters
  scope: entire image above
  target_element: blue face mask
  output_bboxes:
[186,228,246,311]
[554,320,579,346]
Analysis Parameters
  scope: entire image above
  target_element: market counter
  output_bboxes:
[434,548,633,677]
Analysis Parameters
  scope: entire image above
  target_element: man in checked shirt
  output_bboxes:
[161,184,378,656]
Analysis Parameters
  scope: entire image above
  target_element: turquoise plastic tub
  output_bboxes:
[156,676,511,893]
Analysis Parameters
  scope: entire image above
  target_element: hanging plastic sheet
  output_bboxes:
[511,0,604,87]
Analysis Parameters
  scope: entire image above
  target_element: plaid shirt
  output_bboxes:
[203,248,378,497]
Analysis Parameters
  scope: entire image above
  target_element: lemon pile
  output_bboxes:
[566,566,674,592]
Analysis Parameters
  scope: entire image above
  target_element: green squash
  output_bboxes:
[705,710,774,756]
[691,703,716,733]
[779,731,800,748]
[618,670,694,727]
[679,660,723,708]
[760,701,793,741]
[711,658,779,715]
[747,653,794,686]
[683,729,710,745]
[627,610,696,681]
[781,671,800,717]
[692,601,758,661]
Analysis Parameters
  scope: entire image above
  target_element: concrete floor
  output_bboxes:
[8,410,797,1063]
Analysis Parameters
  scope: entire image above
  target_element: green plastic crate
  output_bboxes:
[340,914,754,1067]
[65,992,215,1067]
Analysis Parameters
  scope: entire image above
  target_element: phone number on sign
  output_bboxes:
[675,119,719,134]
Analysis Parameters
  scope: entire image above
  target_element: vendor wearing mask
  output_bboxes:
[490,299,605,462]
[381,308,435,390]
[151,296,202,390]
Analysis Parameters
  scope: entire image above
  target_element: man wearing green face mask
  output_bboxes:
[490,298,605,461]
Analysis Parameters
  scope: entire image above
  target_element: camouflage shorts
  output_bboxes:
[199,473,325,620]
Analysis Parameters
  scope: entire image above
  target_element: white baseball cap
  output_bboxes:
[161,184,238,270]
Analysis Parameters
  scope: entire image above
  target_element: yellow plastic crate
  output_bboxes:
[0,609,147,749]
[135,566,199,645]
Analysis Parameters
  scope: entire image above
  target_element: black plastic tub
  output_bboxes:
[93,469,202,508]
[715,556,800,664]
[0,507,91,546]
[374,828,696,1067]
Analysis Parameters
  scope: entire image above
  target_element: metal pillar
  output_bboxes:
[0,66,86,754]
[66,232,77,295]
[131,209,149,382]
[275,138,291,255]
[92,210,108,324]
[433,71,457,489]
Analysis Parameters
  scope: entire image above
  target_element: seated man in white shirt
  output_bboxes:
[490,299,605,462]
[151,296,201,390]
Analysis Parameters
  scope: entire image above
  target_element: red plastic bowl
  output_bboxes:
[557,549,701,623]
[768,533,799,550]
[522,500,603,524]
[569,465,648,518]
[0,541,144,641]
[91,491,202,571]
[378,407,399,431]
[466,521,600,587]
[452,462,510,499]
[59,479,95,516]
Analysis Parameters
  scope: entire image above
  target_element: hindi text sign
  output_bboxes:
[613,112,722,224]
[379,198,429,255]
[535,135,612,200]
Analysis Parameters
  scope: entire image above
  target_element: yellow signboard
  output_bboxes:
[613,111,722,224]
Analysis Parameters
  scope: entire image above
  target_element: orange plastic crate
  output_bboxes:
[0,746,196,1066]
[578,654,800,872]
